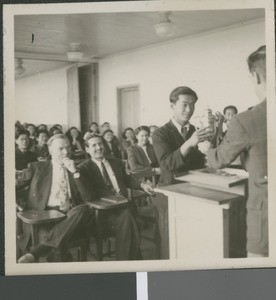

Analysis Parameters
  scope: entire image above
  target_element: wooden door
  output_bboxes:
[117,86,140,135]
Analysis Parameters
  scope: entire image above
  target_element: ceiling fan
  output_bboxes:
[15,42,99,64]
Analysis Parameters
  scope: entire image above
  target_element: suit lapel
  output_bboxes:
[37,161,52,205]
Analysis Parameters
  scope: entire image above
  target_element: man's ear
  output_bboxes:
[85,146,89,154]
[252,71,261,85]
[170,102,175,110]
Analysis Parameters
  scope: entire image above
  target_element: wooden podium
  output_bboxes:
[155,168,248,260]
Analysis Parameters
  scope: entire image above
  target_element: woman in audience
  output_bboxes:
[127,126,160,174]
[102,129,121,159]
[121,127,136,158]
[26,123,37,149]
[15,129,37,170]
[31,129,51,161]
[83,122,100,140]
[53,124,63,133]
[66,127,84,151]
[148,125,159,144]
[65,126,86,160]
[101,122,119,143]
[49,126,62,137]
[37,124,48,132]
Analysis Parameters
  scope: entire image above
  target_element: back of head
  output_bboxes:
[247,45,266,81]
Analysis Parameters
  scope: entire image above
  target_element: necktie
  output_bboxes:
[101,161,115,193]
[58,167,70,212]
[181,126,188,140]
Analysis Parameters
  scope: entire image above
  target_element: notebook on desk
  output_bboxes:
[101,193,129,204]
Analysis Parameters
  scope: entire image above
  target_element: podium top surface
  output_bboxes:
[155,182,244,205]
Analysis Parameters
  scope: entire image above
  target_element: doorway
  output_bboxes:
[78,63,99,133]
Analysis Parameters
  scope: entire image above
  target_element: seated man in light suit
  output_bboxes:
[18,134,91,263]
[207,46,268,257]
[78,133,153,260]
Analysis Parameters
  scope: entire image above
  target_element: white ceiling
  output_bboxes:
[14,9,264,78]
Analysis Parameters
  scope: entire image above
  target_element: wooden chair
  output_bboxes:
[128,169,161,259]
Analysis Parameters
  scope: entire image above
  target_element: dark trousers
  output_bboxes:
[93,206,141,260]
[41,204,91,249]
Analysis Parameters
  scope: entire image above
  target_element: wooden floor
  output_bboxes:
[78,226,158,261]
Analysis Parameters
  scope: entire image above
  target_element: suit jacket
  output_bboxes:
[15,147,37,170]
[207,100,268,254]
[78,157,142,200]
[127,143,159,172]
[103,139,122,159]
[18,160,89,250]
[26,161,88,210]
[152,120,205,185]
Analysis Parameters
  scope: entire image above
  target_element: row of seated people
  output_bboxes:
[16,132,154,263]
[15,121,161,176]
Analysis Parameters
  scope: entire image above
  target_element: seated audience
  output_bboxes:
[17,134,91,263]
[121,127,136,159]
[101,122,119,143]
[37,124,48,132]
[83,122,100,140]
[49,126,62,137]
[53,124,63,133]
[15,129,37,170]
[102,129,121,159]
[78,133,153,260]
[223,105,238,130]
[65,127,86,159]
[26,123,37,149]
[31,130,51,161]
[149,125,159,144]
[101,122,111,133]
[127,126,160,174]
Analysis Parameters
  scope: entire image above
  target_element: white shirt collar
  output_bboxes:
[92,157,107,168]
[171,118,190,135]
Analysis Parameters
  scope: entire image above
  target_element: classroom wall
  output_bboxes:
[98,20,265,134]
[15,65,70,129]
[15,20,265,135]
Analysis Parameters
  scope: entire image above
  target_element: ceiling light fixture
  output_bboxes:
[154,11,176,38]
[66,42,84,62]
[15,58,25,76]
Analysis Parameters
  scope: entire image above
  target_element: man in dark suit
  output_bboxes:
[152,86,212,185]
[207,46,268,257]
[18,134,91,263]
[78,133,153,260]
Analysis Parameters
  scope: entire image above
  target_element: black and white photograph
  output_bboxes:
[3,0,276,275]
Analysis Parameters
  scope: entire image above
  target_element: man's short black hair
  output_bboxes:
[170,86,198,104]
[15,129,30,140]
[247,45,266,80]
[84,133,103,147]
[223,105,238,115]
[134,126,150,136]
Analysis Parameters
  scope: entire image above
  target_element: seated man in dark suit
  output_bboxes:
[18,134,91,263]
[152,86,212,186]
[15,129,37,170]
[78,133,153,260]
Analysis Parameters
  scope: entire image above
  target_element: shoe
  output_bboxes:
[18,253,35,263]
[46,248,73,262]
